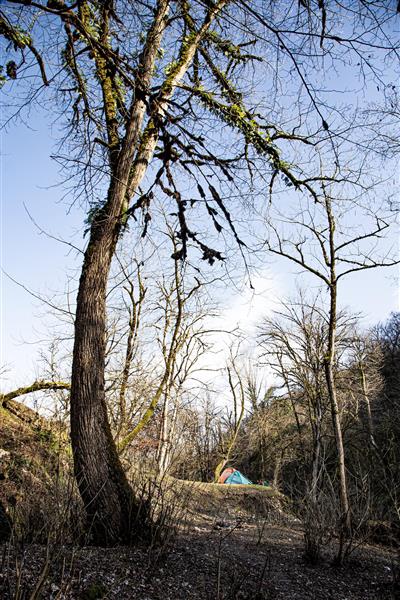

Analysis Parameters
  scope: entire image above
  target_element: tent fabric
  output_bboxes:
[218,468,253,485]
[225,470,252,485]
[218,467,235,484]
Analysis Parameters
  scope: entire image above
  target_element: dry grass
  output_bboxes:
[169,478,290,527]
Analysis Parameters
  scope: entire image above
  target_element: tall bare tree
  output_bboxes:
[263,183,398,560]
[3,0,399,544]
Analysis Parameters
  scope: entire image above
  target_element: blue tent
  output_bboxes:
[224,470,252,485]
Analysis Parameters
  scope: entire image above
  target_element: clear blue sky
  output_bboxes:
[2,111,84,388]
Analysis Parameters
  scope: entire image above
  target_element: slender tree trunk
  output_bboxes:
[310,397,323,505]
[214,366,245,482]
[117,272,145,441]
[273,453,283,489]
[118,312,136,432]
[359,365,377,449]
[157,393,179,477]
[281,363,304,453]
[157,390,170,476]
[324,197,351,554]
[259,432,266,480]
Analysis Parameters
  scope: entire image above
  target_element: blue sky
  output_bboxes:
[2,110,84,387]
[1,25,399,395]
[2,107,398,391]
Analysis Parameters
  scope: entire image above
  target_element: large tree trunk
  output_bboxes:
[69,0,228,545]
[69,1,170,545]
[70,214,140,545]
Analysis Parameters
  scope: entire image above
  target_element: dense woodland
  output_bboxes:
[1,1,400,598]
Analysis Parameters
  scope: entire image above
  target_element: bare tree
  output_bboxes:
[258,295,361,561]
[214,348,246,482]
[244,369,276,481]
[372,313,400,526]
[263,186,398,561]
[3,0,399,544]
[259,298,328,501]
[155,275,212,478]
[347,334,384,451]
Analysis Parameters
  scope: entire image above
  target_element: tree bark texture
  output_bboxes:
[70,226,136,544]
[70,0,229,544]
